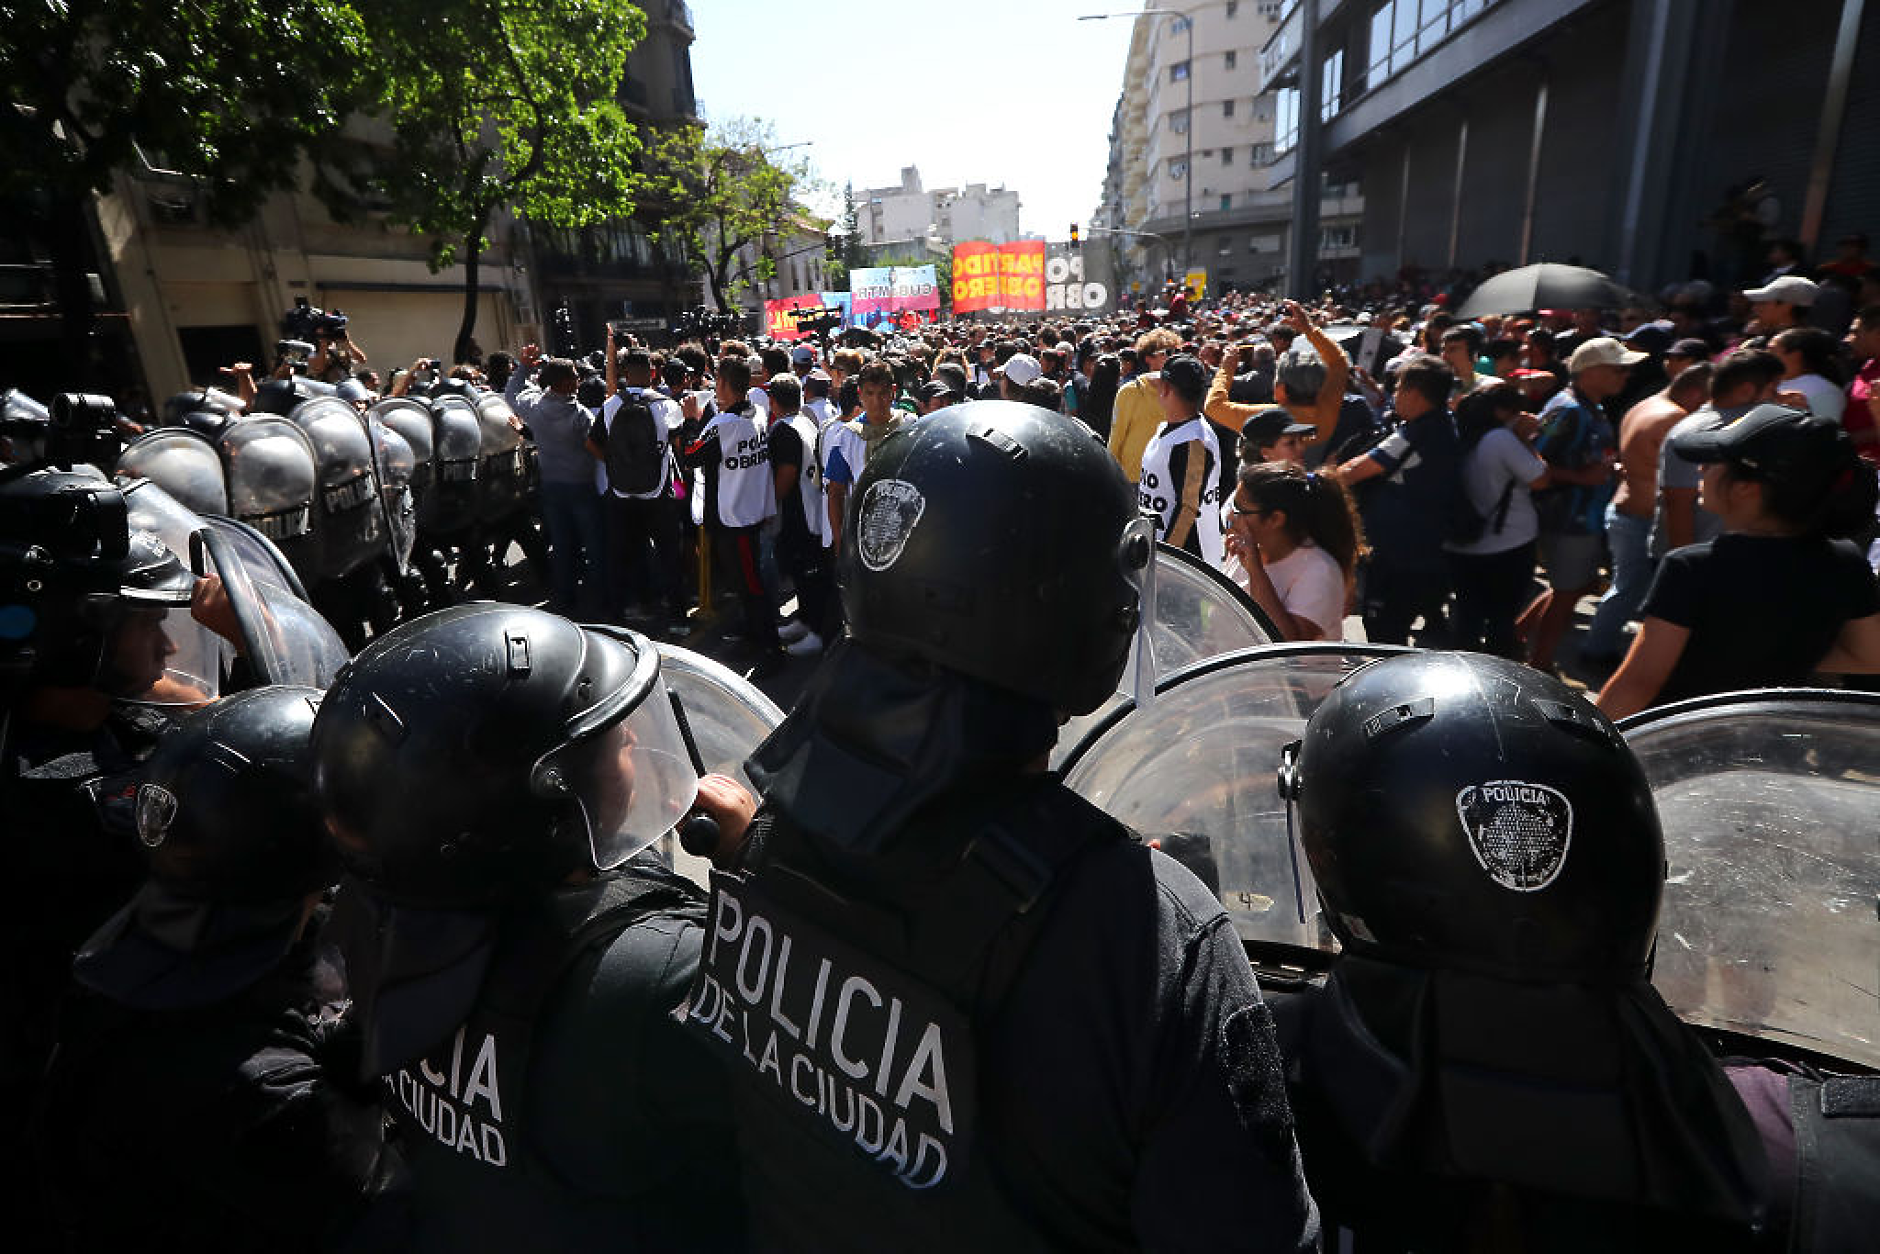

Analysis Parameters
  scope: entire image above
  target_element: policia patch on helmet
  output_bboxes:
[1455,780,1572,891]
[681,871,972,1191]
[856,478,925,572]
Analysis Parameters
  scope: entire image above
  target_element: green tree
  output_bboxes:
[0,0,369,383]
[641,118,814,313]
[358,0,646,362]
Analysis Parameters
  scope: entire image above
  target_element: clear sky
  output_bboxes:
[687,0,1140,240]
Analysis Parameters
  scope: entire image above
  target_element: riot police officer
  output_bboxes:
[307,603,744,1251]
[692,401,1318,1251]
[1274,650,1879,1252]
[40,686,406,1251]
[1,468,237,1191]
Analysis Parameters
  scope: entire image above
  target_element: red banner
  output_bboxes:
[998,240,1046,312]
[763,295,818,340]
[951,241,999,313]
[951,240,1046,312]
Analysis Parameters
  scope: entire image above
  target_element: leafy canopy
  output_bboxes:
[360,0,648,269]
[0,0,370,222]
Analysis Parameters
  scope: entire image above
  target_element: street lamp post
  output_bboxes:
[1080,6,1194,280]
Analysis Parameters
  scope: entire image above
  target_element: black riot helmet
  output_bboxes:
[309,604,699,908]
[0,468,197,694]
[132,686,336,900]
[1279,651,1665,984]
[837,400,1151,716]
[250,375,335,416]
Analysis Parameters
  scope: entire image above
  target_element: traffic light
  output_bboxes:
[1070,223,1081,248]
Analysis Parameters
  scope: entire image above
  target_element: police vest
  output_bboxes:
[383,871,705,1250]
[1138,416,1224,565]
[776,410,827,544]
[696,408,775,528]
[680,780,1127,1252]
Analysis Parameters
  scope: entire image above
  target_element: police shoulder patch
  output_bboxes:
[857,478,925,572]
[1454,779,1571,892]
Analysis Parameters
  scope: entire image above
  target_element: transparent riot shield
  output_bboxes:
[217,416,321,582]
[1619,690,1880,1069]
[1052,542,1279,769]
[287,397,388,580]
[425,394,483,535]
[371,397,437,504]
[115,428,228,517]
[1062,644,1408,957]
[650,642,786,888]
[472,391,529,524]
[195,516,351,688]
[114,479,229,706]
[367,411,417,574]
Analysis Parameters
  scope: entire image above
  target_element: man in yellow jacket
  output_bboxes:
[1107,327,1182,481]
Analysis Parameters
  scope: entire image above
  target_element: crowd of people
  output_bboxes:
[6,230,1880,1251]
[468,239,1880,705]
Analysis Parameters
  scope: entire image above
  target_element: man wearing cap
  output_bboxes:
[1742,275,1817,338]
[997,352,1045,402]
[1519,336,1635,673]
[790,343,817,377]
[1137,354,1224,564]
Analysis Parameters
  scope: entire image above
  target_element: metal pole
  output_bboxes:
[1183,12,1194,280]
[1519,77,1550,265]
[1799,0,1866,255]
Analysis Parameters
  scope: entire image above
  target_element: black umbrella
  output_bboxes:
[1456,263,1641,318]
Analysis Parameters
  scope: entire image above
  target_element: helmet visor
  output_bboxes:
[106,603,225,707]
[535,660,700,871]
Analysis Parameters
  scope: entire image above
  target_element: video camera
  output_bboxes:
[0,391,125,472]
[281,297,349,342]
[669,307,744,340]
[789,306,844,336]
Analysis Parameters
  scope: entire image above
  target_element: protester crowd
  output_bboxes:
[7,231,1880,1252]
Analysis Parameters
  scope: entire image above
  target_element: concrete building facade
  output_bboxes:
[1257,0,1880,297]
[1,0,702,402]
[858,167,1023,248]
[1098,0,1363,297]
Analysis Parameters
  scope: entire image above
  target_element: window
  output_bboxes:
[1219,236,1234,254]
[1250,142,1274,165]
[1169,158,1188,180]
[1223,98,1236,117]
[1225,50,1238,70]
[1320,225,1358,251]
[1170,108,1190,134]
[1221,147,1234,164]
[1320,48,1345,120]
[1170,60,1190,82]
[1220,194,1232,212]
[1226,0,1239,16]
[1274,86,1300,156]
[1259,1,1284,15]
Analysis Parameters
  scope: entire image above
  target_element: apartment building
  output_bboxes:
[1258,0,1877,294]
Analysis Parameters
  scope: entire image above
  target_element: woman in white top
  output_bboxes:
[1221,461,1366,641]
[1445,379,1551,658]
[1771,326,1846,422]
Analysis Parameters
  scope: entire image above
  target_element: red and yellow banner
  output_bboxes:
[951,240,1047,312]
[763,295,818,340]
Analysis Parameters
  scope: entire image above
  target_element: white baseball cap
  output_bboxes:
[1567,336,1647,373]
[1741,275,1818,306]
[999,354,1043,386]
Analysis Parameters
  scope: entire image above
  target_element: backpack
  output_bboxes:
[604,388,669,496]
[1448,466,1518,547]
